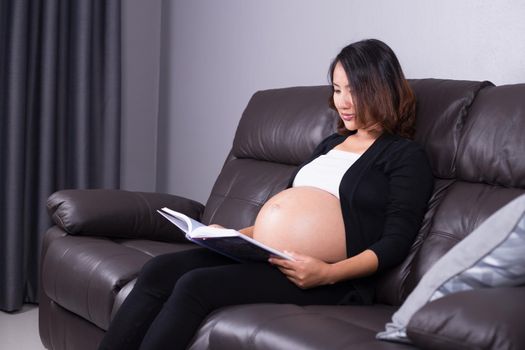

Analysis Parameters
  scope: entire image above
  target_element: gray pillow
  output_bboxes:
[377,194,525,343]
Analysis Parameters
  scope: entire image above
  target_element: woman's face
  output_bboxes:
[332,61,357,131]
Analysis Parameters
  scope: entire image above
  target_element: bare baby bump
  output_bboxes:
[253,187,346,263]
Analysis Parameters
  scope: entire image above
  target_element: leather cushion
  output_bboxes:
[403,181,524,298]
[41,228,196,330]
[457,84,525,187]
[410,79,493,179]
[377,195,525,343]
[188,304,410,350]
[47,189,204,241]
[202,158,296,228]
[407,287,525,350]
[232,86,338,165]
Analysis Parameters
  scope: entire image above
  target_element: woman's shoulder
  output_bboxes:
[385,134,426,154]
[382,134,432,168]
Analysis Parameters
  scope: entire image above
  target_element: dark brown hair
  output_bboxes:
[328,39,416,139]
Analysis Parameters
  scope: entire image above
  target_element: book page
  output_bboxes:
[190,226,239,238]
[158,207,205,233]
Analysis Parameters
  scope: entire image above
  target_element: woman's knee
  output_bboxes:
[135,253,182,290]
[165,266,243,312]
[134,249,226,292]
[167,268,218,306]
[172,268,209,294]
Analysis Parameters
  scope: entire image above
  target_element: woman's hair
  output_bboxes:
[328,39,416,139]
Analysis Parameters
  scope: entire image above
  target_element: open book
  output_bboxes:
[157,207,293,263]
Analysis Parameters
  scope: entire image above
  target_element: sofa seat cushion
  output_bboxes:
[189,304,414,350]
[41,227,197,330]
[407,287,525,350]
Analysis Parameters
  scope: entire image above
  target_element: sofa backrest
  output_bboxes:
[375,80,525,305]
[201,86,338,228]
[201,80,525,306]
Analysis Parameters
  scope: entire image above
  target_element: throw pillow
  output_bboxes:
[376,193,525,343]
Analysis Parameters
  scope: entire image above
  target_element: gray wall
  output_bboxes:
[125,0,525,204]
[120,0,162,191]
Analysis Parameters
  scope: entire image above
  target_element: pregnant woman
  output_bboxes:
[99,39,434,350]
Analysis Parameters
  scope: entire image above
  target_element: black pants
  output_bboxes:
[99,248,355,350]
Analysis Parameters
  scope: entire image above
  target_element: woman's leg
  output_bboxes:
[98,248,235,350]
[139,263,355,350]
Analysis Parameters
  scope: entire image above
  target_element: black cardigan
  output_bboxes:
[287,132,434,303]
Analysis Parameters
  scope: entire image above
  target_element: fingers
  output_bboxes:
[269,257,294,268]
[276,267,303,287]
[285,251,307,260]
[270,258,298,278]
[278,268,307,289]
[272,260,304,286]
[269,252,319,289]
[269,251,304,266]
[276,266,294,277]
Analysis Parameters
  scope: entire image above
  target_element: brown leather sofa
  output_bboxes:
[39,79,525,350]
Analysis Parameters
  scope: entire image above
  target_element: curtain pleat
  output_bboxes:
[0,0,121,312]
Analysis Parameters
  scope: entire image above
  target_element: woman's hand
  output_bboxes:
[269,252,334,289]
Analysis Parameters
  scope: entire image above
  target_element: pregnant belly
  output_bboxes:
[253,186,346,263]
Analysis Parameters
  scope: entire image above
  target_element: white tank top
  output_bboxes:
[292,149,361,199]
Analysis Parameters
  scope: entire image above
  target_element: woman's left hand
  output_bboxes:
[269,252,334,289]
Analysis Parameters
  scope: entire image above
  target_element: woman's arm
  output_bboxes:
[269,249,378,289]
[368,146,434,272]
[328,249,378,283]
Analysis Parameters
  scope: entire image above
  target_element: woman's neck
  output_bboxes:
[353,128,381,142]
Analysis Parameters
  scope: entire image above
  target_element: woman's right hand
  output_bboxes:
[269,251,334,289]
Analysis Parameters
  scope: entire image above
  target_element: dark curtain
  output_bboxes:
[0,0,121,312]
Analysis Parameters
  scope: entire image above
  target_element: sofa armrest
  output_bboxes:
[406,286,525,350]
[47,189,204,241]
